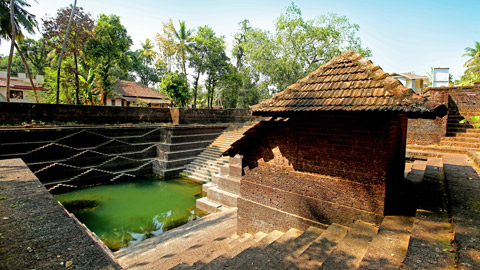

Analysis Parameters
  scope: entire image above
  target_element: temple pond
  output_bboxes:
[54,177,205,251]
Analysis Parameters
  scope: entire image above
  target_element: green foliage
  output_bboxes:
[459,116,480,129]
[17,38,49,75]
[0,53,26,74]
[128,40,164,86]
[160,71,191,107]
[0,0,37,42]
[85,14,132,104]
[241,3,371,93]
[189,25,229,108]
[459,41,480,86]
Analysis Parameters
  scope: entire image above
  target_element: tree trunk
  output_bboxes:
[74,49,80,104]
[193,72,200,109]
[13,42,38,102]
[56,0,77,104]
[6,0,16,102]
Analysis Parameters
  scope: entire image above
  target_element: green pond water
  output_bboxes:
[54,177,205,251]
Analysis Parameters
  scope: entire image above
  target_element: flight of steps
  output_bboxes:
[196,155,242,213]
[440,111,480,151]
[116,156,461,270]
[154,125,227,178]
[182,121,257,183]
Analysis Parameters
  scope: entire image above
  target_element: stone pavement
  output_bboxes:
[443,154,480,270]
[0,159,120,270]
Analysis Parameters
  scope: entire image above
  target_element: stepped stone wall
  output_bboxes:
[237,112,407,234]
[407,85,480,145]
[0,125,227,191]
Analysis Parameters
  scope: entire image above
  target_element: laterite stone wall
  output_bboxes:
[237,112,407,234]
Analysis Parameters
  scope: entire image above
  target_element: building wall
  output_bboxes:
[106,98,123,106]
[0,88,37,103]
[406,86,480,145]
[237,112,407,234]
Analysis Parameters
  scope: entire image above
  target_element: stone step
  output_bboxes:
[281,226,325,268]
[440,140,480,149]
[405,159,427,185]
[213,175,240,195]
[446,127,480,133]
[168,132,222,144]
[184,167,220,178]
[406,149,443,160]
[187,160,228,170]
[165,126,227,136]
[158,140,212,152]
[441,136,480,143]
[158,232,239,269]
[185,163,223,173]
[294,223,349,269]
[188,232,267,270]
[115,208,237,269]
[320,220,379,270]
[446,132,480,138]
[214,229,301,269]
[155,157,196,170]
[231,228,305,269]
[402,157,456,269]
[200,230,284,270]
[154,166,186,179]
[201,182,216,193]
[407,144,471,154]
[185,172,210,183]
[159,148,206,161]
[357,216,414,270]
[196,197,222,213]
[207,186,239,207]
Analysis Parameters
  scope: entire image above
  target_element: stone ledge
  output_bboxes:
[0,158,121,269]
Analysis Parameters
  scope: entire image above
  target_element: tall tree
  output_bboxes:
[232,19,251,70]
[156,20,193,85]
[85,14,132,105]
[204,36,229,108]
[242,3,371,93]
[43,4,94,104]
[189,26,225,108]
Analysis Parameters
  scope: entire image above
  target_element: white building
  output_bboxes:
[391,73,429,93]
[0,71,47,102]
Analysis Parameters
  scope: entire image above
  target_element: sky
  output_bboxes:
[2,0,479,80]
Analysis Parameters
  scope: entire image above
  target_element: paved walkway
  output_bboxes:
[443,154,480,270]
[0,159,120,270]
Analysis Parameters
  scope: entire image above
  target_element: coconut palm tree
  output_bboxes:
[173,21,194,85]
[140,38,157,65]
[0,0,38,102]
[0,0,36,42]
[463,41,480,68]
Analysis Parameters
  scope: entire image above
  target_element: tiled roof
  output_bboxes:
[251,51,441,114]
[0,80,48,91]
[112,80,169,101]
